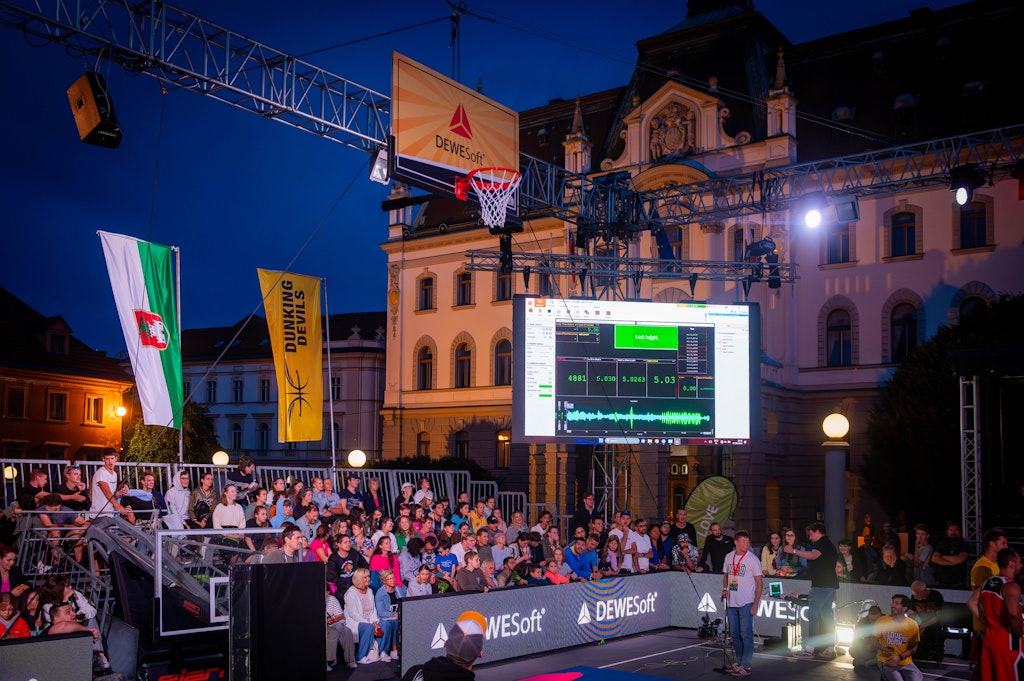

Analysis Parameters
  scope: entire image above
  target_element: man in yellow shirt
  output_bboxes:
[873,594,922,681]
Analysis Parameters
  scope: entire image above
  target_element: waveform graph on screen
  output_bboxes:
[557,396,714,439]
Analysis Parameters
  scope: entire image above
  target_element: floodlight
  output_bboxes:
[800,191,827,228]
[950,164,984,206]
[369,146,391,185]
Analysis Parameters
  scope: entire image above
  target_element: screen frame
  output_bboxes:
[512,295,760,447]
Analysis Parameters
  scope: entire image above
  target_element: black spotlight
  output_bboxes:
[949,164,985,206]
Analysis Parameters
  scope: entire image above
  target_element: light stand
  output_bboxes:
[713,596,736,674]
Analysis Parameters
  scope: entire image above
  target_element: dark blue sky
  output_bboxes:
[0,0,961,356]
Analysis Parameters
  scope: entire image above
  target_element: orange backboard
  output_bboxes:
[391,52,519,204]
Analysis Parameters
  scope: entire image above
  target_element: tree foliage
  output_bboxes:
[864,293,1024,526]
[123,401,223,464]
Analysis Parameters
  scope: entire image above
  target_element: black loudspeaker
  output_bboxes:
[67,71,123,149]
[230,562,326,681]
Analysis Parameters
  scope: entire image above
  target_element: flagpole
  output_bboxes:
[323,278,337,473]
[175,245,184,466]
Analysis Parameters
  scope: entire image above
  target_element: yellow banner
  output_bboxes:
[257,269,323,442]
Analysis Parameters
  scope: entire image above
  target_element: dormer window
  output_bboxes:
[47,331,68,355]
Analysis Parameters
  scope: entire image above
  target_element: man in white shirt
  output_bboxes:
[89,449,125,517]
[626,518,654,573]
[720,530,763,677]
[608,510,633,570]
[164,470,192,525]
[450,534,478,568]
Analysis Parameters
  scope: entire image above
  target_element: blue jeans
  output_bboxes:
[806,586,836,652]
[356,622,378,660]
[726,604,755,668]
[379,618,398,654]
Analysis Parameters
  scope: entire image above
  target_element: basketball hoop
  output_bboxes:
[455,167,522,230]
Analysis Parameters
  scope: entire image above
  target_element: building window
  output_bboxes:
[231,424,242,450]
[333,422,340,450]
[233,379,244,403]
[455,431,469,459]
[5,387,26,419]
[456,271,473,306]
[732,228,746,262]
[417,346,433,390]
[417,432,430,458]
[48,332,67,355]
[496,272,513,301]
[890,303,918,363]
[418,276,435,310]
[891,211,916,257]
[826,309,852,367]
[496,429,511,469]
[48,392,68,421]
[331,376,341,401]
[183,381,192,400]
[258,423,270,450]
[537,271,553,297]
[259,379,271,402]
[455,342,472,388]
[494,339,512,386]
[959,295,987,323]
[85,396,104,425]
[827,224,851,264]
[958,201,987,249]
[207,381,217,404]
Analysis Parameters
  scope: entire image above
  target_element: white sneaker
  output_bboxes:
[358,656,374,665]
[379,652,391,662]
[347,661,358,669]
[93,652,111,670]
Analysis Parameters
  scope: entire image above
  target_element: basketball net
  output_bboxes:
[455,167,522,230]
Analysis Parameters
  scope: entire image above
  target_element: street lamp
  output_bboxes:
[822,413,850,539]
[212,450,229,466]
[115,405,127,417]
[348,449,366,468]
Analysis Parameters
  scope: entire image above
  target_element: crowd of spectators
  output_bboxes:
[2,451,1019,676]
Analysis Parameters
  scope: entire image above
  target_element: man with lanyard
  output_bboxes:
[968,547,1023,681]
[784,521,839,658]
[872,595,923,681]
[720,530,762,677]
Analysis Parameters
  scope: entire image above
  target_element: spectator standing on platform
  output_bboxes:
[667,508,698,548]
[777,527,807,577]
[571,492,601,537]
[931,521,969,588]
[413,477,434,508]
[721,530,762,677]
[338,473,363,516]
[786,522,840,658]
[907,524,935,585]
[225,455,257,507]
[625,518,653,573]
[89,449,125,517]
[699,523,736,573]
[872,595,923,681]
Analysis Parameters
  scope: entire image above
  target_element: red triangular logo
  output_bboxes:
[449,104,473,139]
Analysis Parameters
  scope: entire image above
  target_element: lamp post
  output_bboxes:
[347,449,366,468]
[822,413,850,539]
[212,450,229,467]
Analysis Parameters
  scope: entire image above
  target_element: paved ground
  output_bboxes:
[335,628,974,680]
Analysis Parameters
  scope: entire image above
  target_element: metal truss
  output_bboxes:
[959,376,982,556]
[2,0,1022,227]
[0,0,390,151]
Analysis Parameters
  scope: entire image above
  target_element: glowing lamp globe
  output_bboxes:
[822,413,850,440]
[3,465,17,480]
[348,449,367,468]
[212,450,229,466]
[115,406,127,417]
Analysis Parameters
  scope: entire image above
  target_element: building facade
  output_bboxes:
[0,286,134,461]
[181,312,386,465]
[379,0,1024,535]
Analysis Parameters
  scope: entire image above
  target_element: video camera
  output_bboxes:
[698,614,723,638]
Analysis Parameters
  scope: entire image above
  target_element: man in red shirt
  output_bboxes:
[969,547,1023,681]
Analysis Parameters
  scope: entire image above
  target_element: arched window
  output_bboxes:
[417,346,433,390]
[494,339,512,386]
[890,303,918,363]
[455,342,472,388]
[826,309,852,367]
[959,295,987,323]
[417,432,430,458]
[455,431,469,459]
[257,423,270,450]
[496,430,511,469]
[231,423,243,450]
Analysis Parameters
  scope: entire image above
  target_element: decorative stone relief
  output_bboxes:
[649,101,696,161]
[388,264,400,339]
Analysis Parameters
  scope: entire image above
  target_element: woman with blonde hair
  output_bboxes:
[374,568,405,662]
[343,568,386,664]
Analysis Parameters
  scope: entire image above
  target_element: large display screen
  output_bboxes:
[513,296,759,445]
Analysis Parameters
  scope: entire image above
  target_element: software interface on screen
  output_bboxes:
[518,297,752,445]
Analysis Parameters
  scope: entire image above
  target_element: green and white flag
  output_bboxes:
[99,231,183,429]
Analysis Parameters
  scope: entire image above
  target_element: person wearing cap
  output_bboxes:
[339,473,363,516]
[671,532,699,573]
[400,611,485,680]
[395,481,415,517]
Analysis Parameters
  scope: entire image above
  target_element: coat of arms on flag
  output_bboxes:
[134,310,168,349]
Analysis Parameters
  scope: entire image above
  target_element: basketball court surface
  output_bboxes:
[336,627,974,680]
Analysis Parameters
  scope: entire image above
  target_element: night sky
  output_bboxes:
[0,0,962,356]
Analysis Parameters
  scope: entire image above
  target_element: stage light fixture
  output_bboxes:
[949,164,984,206]
[800,191,827,228]
[369,146,391,184]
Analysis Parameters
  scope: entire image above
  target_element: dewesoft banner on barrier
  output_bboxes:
[399,573,673,677]
[400,571,972,676]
